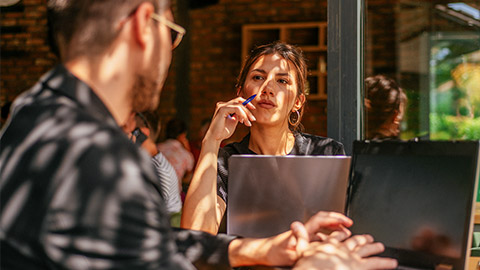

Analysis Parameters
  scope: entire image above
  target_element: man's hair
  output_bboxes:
[47,0,169,61]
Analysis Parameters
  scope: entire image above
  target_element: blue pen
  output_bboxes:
[229,94,256,118]
[242,94,257,106]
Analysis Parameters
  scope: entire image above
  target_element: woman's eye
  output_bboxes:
[253,75,264,81]
[278,78,289,84]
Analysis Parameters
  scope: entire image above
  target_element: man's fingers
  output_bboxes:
[344,234,374,251]
[362,257,398,269]
[291,221,310,256]
[355,242,386,258]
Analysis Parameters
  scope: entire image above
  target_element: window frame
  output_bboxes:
[327,0,365,155]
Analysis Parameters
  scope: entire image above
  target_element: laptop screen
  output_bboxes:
[227,155,351,238]
[346,140,479,270]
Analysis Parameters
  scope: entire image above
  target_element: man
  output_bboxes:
[0,101,12,128]
[0,0,397,269]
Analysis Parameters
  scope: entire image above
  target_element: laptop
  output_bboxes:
[346,140,480,270]
[227,155,351,238]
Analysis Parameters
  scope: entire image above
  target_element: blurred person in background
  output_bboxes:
[189,118,211,166]
[364,75,407,140]
[158,118,195,201]
[123,112,183,226]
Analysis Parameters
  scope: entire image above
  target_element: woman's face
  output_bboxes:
[240,53,302,128]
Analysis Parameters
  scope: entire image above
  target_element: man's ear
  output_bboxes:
[131,2,155,49]
[293,94,306,111]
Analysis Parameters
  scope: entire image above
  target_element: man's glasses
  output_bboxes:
[151,13,186,49]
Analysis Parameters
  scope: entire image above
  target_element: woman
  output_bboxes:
[182,42,345,234]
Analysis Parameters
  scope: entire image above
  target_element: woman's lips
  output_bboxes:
[257,100,276,109]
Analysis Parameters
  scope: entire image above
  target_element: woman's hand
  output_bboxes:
[204,97,256,143]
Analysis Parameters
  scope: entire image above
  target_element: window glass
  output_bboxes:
[364,1,480,141]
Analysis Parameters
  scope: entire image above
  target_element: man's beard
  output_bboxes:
[131,73,161,112]
[130,33,167,113]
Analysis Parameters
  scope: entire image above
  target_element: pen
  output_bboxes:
[242,94,257,106]
[229,94,256,118]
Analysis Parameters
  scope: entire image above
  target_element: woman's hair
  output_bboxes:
[365,75,407,139]
[235,41,308,132]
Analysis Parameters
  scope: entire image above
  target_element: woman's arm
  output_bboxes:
[181,98,256,234]
[181,137,226,234]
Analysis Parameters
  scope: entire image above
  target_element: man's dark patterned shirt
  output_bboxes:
[0,65,233,269]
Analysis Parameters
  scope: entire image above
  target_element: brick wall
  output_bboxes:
[0,0,331,143]
[186,0,329,143]
[1,0,57,105]
[2,0,445,143]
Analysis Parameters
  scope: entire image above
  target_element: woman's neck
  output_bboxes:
[248,124,295,155]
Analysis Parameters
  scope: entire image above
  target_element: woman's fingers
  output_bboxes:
[216,97,256,126]
[290,221,310,257]
[328,227,351,242]
[304,211,353,238]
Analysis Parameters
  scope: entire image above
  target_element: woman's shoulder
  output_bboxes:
[220,134,252,156]
[294,132,345,155]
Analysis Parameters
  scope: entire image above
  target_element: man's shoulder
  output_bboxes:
[9,96,120,144]
[2,94,152,179]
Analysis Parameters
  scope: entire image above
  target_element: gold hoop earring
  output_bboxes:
[288,110,300,126]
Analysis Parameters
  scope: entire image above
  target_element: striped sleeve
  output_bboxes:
[152,153,183,214]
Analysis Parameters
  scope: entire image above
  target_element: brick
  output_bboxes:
[18,19,36,25]
[1,18,17,26]
[25,11,43,18]
[26,38,44,45]
[4,13,23,19]
[23,0,44,5]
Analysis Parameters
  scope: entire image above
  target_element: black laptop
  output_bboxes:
[346,140,480,270]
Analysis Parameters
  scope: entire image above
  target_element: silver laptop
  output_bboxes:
[227,155,351,238]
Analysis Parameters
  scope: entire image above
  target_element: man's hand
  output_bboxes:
[293,234,398,270]
[291,211,354,256]
[228,211,354,267]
